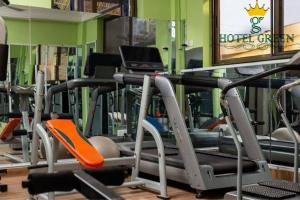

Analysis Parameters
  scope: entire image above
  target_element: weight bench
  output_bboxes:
[45,119,104,169]
[0,118,21,141]
[24,119,126,199]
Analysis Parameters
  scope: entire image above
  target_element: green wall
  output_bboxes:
[10,46,36,85]
[137,0,212,67]
[5,18,80,45]
[137,0,171,20]
[10,0,51,8]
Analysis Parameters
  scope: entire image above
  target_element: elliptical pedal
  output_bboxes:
[242,185,296,199]
[259,180,300,193]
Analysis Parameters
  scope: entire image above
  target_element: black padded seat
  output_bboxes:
[121,143,258,175]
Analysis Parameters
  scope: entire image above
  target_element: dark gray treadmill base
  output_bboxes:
[220,137,300,167]
[120,142,258,175]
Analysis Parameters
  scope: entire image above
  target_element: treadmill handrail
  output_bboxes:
[114,73,221,88]
[275,80,300,113]
[114,73,290,89]
[222,64,300,98]
[10,85,35,96]
[83,85,120,137]
[275,79,300,183]
[45,79,117,113]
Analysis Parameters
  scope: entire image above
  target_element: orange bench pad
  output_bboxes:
[45,119,104,169]
[0,118,21,140]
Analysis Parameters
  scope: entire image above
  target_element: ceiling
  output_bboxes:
[0,4,103,22]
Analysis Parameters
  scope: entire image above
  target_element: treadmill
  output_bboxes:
[224,52,300,199]
[116,46,271,197]
[218,67,300,167]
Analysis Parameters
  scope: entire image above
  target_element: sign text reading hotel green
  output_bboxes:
[219,34,295,43]
[220,1,295,46]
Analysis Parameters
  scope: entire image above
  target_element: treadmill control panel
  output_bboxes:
[119,46,164,72]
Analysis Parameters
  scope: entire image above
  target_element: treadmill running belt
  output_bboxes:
[122,144,258,175]
[259,180,300,193]
[242,185,296,199]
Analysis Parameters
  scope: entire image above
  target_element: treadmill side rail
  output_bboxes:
[132,75,169,199]
[154,76,207,190]
[218,78,265,161]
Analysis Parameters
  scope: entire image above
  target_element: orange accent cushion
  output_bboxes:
[46,119,104,169]
[0,118,21,140]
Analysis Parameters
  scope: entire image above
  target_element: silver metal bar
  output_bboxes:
[121,89,125,126]
[111,92,116,135]
[109,181,144,189]
[275,79,300,183]
[2,153,24,163]
[84,87,99,137]
[154,76,205,189]
[99,95,103,135]
[0,159,80,171]
[225,116,242,200]
[31,71,44,165]
[21,111,30,162]
[103,156,135,167]
[181,59,289,73]
[282,113,299,183]
[21,135,29,162]
[219,78,265,161]
[129,75,168,198]
[35,123,55,200]
[0,17,7,44]
[142,119,168,198]
[35,124,54,172]
[132,75,152,181]
[186,95,195,129]
[135,177,164,193]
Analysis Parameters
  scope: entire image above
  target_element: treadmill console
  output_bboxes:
[119,46,164,72]
[84,53,122,79]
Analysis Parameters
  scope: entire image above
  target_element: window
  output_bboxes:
[213,0,299,64]
[283,0,300,52]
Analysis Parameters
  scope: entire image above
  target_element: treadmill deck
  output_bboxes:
[120,142,258,175]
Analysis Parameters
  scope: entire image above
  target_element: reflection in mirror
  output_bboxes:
[104,17,172,70]
[38,45,81,81]
[37,45,82,118]
[53,0,125,14]
[9,45,36,86]
[8,0,133,16]
[0,45,35,165]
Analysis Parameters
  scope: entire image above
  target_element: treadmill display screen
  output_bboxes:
[119,46,164,72]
